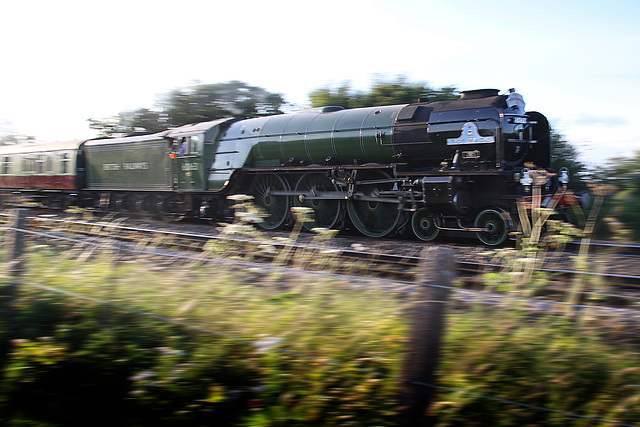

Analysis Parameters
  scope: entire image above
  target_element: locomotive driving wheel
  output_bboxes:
[411,208,440,242]
[293,172,342,231]
[474,208,510,246]
[250,174,291,230]
[347,170,400,238]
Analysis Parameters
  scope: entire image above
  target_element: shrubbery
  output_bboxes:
[1,225,640,426]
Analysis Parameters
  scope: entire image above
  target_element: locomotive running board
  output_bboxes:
[269,189,401,203]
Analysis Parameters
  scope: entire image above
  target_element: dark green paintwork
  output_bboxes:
[84,118,235,192]
[214,105,402,173]
[84,134,173,191]
[174,134,205,190]
[82,94,548,196]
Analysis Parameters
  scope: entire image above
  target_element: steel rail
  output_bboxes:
[17,214,640,300]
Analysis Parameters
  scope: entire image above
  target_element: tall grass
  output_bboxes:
[1,206,640,426]
[0,237,405,426]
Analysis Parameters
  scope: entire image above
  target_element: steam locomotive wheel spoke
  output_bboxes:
[474,208,509,246]
[411,208,440,242]
[347,170,400,238]
[294,173,341,231]
[250,174,290,230]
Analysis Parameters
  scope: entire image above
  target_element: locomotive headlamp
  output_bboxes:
[519,168,533,186]
[559,167,570,185]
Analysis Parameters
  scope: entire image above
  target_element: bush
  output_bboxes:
[0,244,404,426]
[1,232,640,426]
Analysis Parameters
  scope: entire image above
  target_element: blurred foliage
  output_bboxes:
[0,133,35,146]
[1,218,640,425]
[482,178,620,316]
[550,129,588,193]
[87,81,287,137]
[436,307,640,427]
[602,151,640,191]
[308,77,459,109]
[0,240,403,426]
[597,150,640,240]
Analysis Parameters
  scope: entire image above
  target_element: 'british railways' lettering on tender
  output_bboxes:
[102,162,149,171]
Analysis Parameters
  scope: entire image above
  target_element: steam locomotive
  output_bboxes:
[0,88,569,245]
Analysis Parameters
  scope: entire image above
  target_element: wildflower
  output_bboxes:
[258,244,277,254]
[273,237,293,244]
[351,243,368,252]
[528,169,550,186]
[156,347,185,356]
[235,211,264,223]
[291,206,314,223]
[587,182,617,197]
[312,227,340,238]
[129,370,155,381]
[227,194,254,201]
[253,335,284,353]
[321,249,340,255]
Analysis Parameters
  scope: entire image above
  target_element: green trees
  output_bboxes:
[549,129,588,192]
[87,78,459,137]
[308,78,459,109]
[88,81,287,137]
[602,151,640,194]
[0,133,35,146]
[600,151,640,239]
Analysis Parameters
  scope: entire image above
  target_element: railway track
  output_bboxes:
[3,211,640,307]
[23,215,421,281]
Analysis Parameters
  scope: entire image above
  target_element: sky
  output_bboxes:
[1,0,639,166]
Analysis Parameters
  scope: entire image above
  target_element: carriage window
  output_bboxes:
[35,155,46,174]
[23,157,35,173]
[46,155,54,173]
[60,153,69,174]
[1,157,10,175]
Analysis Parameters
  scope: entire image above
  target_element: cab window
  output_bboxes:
[189,135,203,155]
[176,134,203,156]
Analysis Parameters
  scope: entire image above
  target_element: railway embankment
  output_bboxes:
[1,209,640,425]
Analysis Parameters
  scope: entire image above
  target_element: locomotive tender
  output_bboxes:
[0,88,565,245]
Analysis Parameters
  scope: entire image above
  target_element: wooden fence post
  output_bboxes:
[398,246,455,427]
[2,209,29,340]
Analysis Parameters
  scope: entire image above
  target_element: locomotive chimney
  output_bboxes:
[459,89,500,99]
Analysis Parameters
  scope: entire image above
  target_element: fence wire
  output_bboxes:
[2,225,640,426]
[8,277,637,427]
[10,225,640,313]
